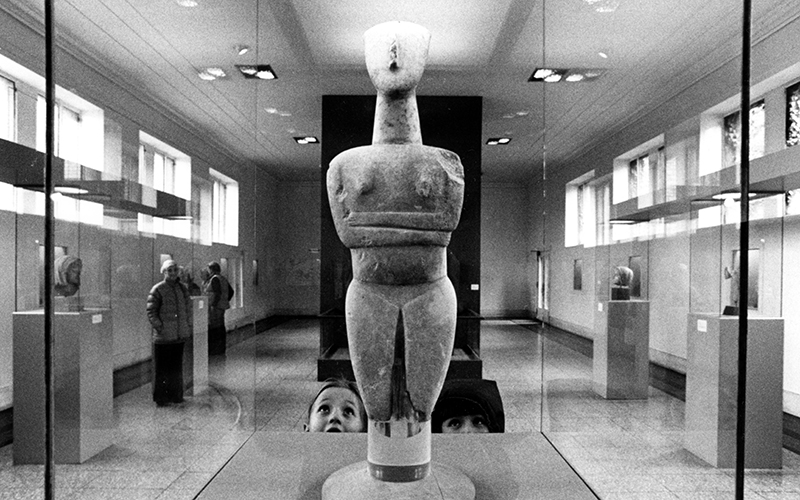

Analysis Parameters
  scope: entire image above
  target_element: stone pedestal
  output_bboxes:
[593,300,650,399]
[685,313,784,468]
[190,296,208,395]
[13,309,113,464]
[323,461,475,500]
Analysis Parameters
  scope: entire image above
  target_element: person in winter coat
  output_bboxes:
[147,259,192,406]
[205,261,232,355]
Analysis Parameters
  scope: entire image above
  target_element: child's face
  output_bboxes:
[305,387,365,433]
[441,414,489,434]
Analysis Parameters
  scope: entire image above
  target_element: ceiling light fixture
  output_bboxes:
[583,0,620,13]
[237,64,277,80]
[486,137,511,145]
[176,0,198,7]
[234,44,250,56]
[294,136,319,145]
[529,67,605,83]
[198,67,227,81]
[598,51,609,59]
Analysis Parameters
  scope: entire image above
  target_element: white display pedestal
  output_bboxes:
[13,309,113,464]
[685,313,784,468]
[191,296,208,396]
[593,300,650,399]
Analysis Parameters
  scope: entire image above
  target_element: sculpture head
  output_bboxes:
[613,266,634,288]
[364,21,430,96]
[54,255,82,297]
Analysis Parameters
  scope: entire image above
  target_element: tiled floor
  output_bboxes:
[1,318,798,499]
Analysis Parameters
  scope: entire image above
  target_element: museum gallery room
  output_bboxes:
[2,0,800,499]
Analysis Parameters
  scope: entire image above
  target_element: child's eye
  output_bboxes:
[473,417,487,428]
[446,419,461,429]
[344,407,355,417]
[317,405,330,414]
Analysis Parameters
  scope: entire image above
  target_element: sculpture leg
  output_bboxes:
[345,279,399,421]
[404,276,457,419]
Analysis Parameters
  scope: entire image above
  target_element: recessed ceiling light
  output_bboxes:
[205,67,226,78]
[198,71,216,81]
[237,64,277,80]
[583,0,620,13]
[529,68,567,82]
[486,137,511,145]
[516,111,529,116]
[598,52,609,59]
[176,0,198,7]
[234,44,250,56]
[265,107,278,114]
[294,136,319,145]
[529,67,604,83]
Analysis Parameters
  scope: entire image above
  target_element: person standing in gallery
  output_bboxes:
[205,261,232,356]
[147,259,192,406]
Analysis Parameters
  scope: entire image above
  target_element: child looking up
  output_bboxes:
[304,378,367,433]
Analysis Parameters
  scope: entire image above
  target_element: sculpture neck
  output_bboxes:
[372,91,422,145]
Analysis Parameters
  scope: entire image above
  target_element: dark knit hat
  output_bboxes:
[432,379,505,433]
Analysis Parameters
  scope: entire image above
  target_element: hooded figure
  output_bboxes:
[54,255,82,297]
[432,379,505,433]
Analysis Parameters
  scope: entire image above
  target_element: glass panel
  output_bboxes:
[6,0,260,497]
[533,0,796,498]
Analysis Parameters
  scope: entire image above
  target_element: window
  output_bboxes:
[722,99,765,167]
[36,97,82,165]
[594,179,611,246]
[565,171,595,247]
[138,133,192,238]
[210,168,239,246]
[787,81,800,147]
[0,75,14,142]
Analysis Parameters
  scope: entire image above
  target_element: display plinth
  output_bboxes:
[685,313,784,468]
[322,461,475,500]
[13,309,113,464]
[196,432,597,499]
[593,300,650,399]
[190,296,209,395]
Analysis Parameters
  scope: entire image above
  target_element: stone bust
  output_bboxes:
[54,255,82,297]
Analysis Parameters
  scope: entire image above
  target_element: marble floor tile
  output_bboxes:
[0,318,798,499]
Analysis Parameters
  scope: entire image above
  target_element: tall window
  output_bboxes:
[138,135,191,238]
[565,171,595,247]
[153,151,177,194]
[36,96,82,164]
[211,168,239,246]
[0,75,14,141]
[787,82,800,147]
[723,99,765,167]
[595,179,611,246]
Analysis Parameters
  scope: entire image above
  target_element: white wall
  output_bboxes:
[480,183,531,318]
[274,181,321,315]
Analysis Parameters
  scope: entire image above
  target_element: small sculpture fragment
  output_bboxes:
[326,20,464,482]
[611,265,633,300]
[54,255,82,297]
